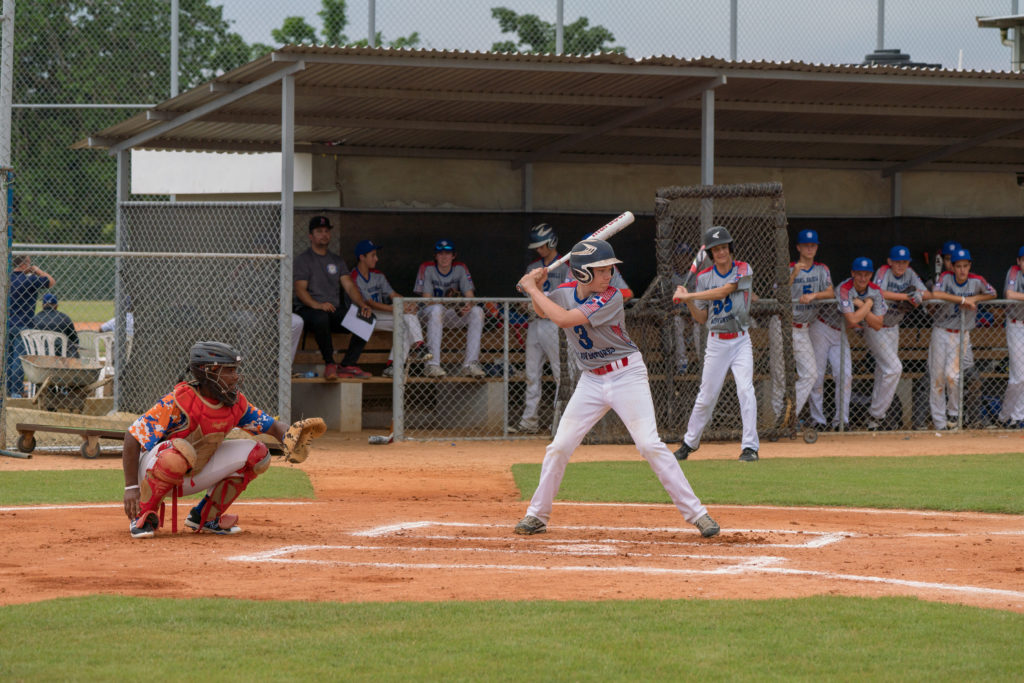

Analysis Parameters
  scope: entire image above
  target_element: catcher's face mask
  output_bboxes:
[195,363,241,406]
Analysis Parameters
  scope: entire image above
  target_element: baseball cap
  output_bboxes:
[941,240,961,257]
[42,293,58,305]
[434,239,455,252]
[308,215,333,232]
[1018,245,1024,259]
[796,229,819,245]
[951,247,971,263]
[851,257,873,272]
[888,245,911,261]
[354,239,380,258]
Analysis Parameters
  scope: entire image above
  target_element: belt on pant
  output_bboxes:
[817,316,841,331]
[590,357,629,375]
[944,328,962,333]
[793,322,809,329]
[1012,319,1023,324]
[710,329,747,340]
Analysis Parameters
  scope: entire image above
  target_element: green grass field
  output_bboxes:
[2,454,1022,679]
[59,299,114,324]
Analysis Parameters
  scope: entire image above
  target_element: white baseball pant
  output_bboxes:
[519,317,560,428]
[290,313,303,361]
[138,439,260,497]
[684,332,759,451]
[770,322,815,420]
[863,326,903,421]
[809,319,851,427]
[525,352,708,525]
[372,311,425,361]
[999,319,1024,422]
[768,316,784,417]
[422,303,484,367]
[928,328,973,429]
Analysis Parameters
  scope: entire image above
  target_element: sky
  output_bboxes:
[214,0,1021,72]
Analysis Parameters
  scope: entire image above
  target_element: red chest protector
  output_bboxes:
[165,382,249,472]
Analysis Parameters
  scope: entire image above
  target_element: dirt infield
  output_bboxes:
[2,431,1023,612]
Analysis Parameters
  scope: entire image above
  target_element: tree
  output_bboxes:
[268,0,420,49]
[490,7,625,55]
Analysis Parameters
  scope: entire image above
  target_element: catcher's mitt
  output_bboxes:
[282,417,326,463]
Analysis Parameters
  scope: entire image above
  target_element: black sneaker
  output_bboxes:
[185,504,240,535]
[129,512,159,539]
[674,441,696,461]
[739,448,759,462]
[413,343,434,363]
[514,515,546,535]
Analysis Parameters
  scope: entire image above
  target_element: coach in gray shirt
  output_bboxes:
[293,216,374,380]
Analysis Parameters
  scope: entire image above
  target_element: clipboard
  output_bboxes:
[342,304,376,341]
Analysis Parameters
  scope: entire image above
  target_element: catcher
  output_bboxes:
[121,341,325,539]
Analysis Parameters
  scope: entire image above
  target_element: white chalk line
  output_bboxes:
[403,532,848,549]
[226,543,1024,600]
[560,501,1024,521]
[0,501,314,512]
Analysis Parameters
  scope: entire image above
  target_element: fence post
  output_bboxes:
[392,296,405,441]
[956,306,966,431]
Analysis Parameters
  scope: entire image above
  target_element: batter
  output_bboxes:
[673,226,759,462]
[928,247,996,430]
[513,238,719,538]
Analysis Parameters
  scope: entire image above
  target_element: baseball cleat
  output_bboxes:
[509,421,540,434]
[423,364,447,378]
[337,365,371,379]
[514,515,547,535]
[693,513,720,538]
[739,448,759,462]
[412,343,434,362]
[382,365,395,378]
[674,441,696,461]
[129,513,159,539]
[185,508,240,535]
[461,363,486,378]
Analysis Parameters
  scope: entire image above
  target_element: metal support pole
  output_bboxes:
[838,331,847,432]
[0,168,12,448]
[0,0,13,170]
[279,73,295,421]
[876,0,885,51]
[956,308,966,431]
[555,0,564,54]
[368,0,376,47]
[170,0,179,97]
[113,150,129,413]
[890,172,901,217]
[729,0,738,60]
[392,297,405,440]
[521,162,533,211]
[700,87,715,229]
[502,301,509,435]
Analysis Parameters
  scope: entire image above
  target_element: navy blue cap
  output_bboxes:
[889,245,910,261]
[851,257,873,272]
[941,240,961,257]
[1018,245,1024,259]
[42,293,57,305]
[951,248,971,263]
[308,215,333,232]
[796,229,819,245]
[434,239,455,252]
[354,239,380,258]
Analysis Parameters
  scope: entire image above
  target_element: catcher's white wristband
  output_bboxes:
[124,484,140,491]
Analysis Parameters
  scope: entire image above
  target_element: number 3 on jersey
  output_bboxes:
[573,325,594,349]
[712,297,733,315]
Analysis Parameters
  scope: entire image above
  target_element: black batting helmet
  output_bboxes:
[528,223,558,249]
[569,239,622,285]
[704,226,733,250]
[188,341,242,406]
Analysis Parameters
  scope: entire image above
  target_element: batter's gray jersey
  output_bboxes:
[1006,265,1024,320]
[351,268,394,303]
[548,282,637,370]
[413,261,475,297]
[931,272,996,330]
[833,278,888,329]
[694,261,753,334]
[873,265,925,327]
[789,262,833,324]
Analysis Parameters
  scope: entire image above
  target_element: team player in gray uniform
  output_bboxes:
[511,224,568,434]
[998,246,1024,428]
[413,239,486,378]
[928,247,996,429]
[868,245,931,429]
[673,226,759,462]
[513,238,719,538]
[350,239,432,378]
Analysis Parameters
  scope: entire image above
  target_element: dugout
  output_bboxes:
[76,46,1024,418]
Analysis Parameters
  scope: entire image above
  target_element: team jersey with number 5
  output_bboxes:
[694,261,753,333]
[548,282,637,370]
[790,262,832,324]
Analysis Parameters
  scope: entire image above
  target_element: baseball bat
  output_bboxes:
[672,244,708,303]
[516,211,635,292]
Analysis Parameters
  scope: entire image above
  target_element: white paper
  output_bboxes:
[342,304,376,341]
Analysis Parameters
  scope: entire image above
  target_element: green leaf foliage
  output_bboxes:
[490,6,626,55]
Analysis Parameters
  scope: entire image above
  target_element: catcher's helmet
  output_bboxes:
[704,226,733,250]
[528,223,558,249]
[189,341,242,406]
[569,238,622,285]
[851,257,874,272]
[889,245,911,261]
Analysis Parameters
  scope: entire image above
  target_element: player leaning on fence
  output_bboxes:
[673,226,759,462]
[998,246,1024,428]
[927,247,996,430]
[513,237,719,539]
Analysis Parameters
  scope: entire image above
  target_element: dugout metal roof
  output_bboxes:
[78,45,1024,176]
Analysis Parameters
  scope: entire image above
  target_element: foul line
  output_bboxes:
[0,501,314,512]
[559,502,1024,520]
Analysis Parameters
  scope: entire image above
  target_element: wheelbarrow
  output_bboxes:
[19,355,112,415]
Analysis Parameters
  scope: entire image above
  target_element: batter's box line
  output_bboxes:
[353,521,849,548]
